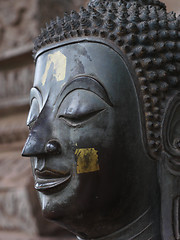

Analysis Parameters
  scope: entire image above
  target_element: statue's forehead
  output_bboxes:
[34,42,133,105]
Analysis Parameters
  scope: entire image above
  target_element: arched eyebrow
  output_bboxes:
[55,76,113,110]
[30,87,43,109]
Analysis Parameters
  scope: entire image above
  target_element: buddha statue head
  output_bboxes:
[22,0,180,239]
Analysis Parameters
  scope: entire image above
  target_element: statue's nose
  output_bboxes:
[21,106,61,157]
[22,136,61,157]
[45,139,61,154]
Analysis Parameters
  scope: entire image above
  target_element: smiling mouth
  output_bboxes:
[34,169,71,192]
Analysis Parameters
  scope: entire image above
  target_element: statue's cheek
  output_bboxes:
[75,148,100,174]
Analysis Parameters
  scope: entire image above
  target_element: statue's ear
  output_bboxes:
[163,93,180,158]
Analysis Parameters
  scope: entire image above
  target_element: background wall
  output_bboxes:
[0,0,179,239]
[163,0,180,14]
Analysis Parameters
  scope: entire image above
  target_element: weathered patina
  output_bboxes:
[22,0,180,239]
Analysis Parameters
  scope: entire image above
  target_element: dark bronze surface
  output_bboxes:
[22,0,180,239]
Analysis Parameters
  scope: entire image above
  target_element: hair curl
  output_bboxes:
[33,0,180,159]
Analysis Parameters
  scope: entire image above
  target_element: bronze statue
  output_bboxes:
[22,0,180,239]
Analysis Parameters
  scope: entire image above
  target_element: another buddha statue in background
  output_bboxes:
[22,0,180,239]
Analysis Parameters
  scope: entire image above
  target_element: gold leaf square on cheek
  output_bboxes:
[75,148,100,174]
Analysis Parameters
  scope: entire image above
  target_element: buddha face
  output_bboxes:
[22,42,157,238]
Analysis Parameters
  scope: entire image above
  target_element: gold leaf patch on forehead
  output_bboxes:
[42,51,67,86]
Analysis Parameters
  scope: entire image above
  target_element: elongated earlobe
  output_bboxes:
[163,93,180,158]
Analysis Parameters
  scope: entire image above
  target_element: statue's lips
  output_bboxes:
[34,169,71,191]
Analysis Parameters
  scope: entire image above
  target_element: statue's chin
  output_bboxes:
[41,206,88,238]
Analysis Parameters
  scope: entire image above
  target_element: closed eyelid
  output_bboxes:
[55,76,113,116]
[59,108,105,127]
[57,88,108,128]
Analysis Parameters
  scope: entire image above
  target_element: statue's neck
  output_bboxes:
[77,207,161,240]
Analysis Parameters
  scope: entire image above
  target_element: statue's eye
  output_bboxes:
[27,98,40,130]
[59,109,104,125]
[58,90,106,126]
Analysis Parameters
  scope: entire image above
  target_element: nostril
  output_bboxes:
[45,140,61,154]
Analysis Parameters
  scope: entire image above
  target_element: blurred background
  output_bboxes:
[0,0,179,239]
